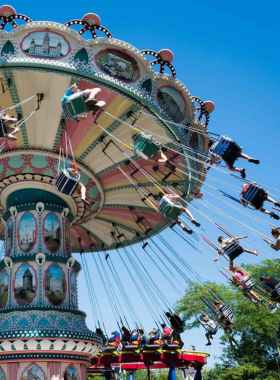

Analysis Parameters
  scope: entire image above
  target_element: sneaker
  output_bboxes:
[254,249,258,256]
[191,219,201,227]
[183,227,193,234]
[240,168,246,179]
[248,158,260,164]
[270,212,280,220]
[210,336,213,339]
[275,202,280,207]
[165,160,176,173]
[206,342,211,346]
[84,98,97,105]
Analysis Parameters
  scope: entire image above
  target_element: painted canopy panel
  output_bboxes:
[0,19,208,252]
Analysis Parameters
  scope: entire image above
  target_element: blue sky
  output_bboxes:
[4,0,280,368]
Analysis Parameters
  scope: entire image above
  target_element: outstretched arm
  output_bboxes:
[214,251,221,262]
[235,235,248,241]
[169,194,180,200]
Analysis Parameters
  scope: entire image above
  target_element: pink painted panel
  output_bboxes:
[100,207,164,228]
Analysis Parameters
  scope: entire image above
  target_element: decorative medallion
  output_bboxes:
[18,212,37,253]
[64,365,79,380]
[157,86,186,122]
[21,363,46,380]
[45,263,66,306]
[14,263,37,306]
[43,212,61,253]
[95,48,140,83]
[20,29,71,60]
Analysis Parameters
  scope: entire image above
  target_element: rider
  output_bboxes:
[198,310,217,346]
[240,183,280,220]
[230,267,264,308]
[0,113,19,141]
[148,328,160,344]
[207,138,259,178]
[138,329,149,345]
[264,227,280,251]
[214,235,258,269]
[65,168,90,205]
[158,192,200,234]
[160,323,172,344]
[213,300,234,334]
[96,328,107,346]
[61,84,106,122]
[121,326,131,344]
[260,276,280,302]
[142,134,176,172]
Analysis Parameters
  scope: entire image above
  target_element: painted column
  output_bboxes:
[8,363,18,380]
[48,362,61,380]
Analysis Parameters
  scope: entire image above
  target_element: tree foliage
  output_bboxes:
[176,259,280,379]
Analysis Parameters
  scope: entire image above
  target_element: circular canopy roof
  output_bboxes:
[0,6,210,252]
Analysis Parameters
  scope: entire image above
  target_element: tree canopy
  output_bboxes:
[176,259,280,379]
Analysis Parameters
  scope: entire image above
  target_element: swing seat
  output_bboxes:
[220,304,234,319]
[159,199,182,219]
[275,283,280,296]
[223,240,244,260]
[132,133,161,160]
[55,169,80,196]
[240,275,255,291]
[62,94,88,118]
[210,136,241,167]
[241,183,268,210]
[0,120,8,138]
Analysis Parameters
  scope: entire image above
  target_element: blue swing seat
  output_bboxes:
[222,239,244,260]
[210,136,241,167]
[55,169,80,196]
[241,182,268,210]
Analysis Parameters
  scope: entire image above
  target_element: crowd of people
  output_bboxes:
[95,313,185,349]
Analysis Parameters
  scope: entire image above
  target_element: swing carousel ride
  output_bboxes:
[0,4,278,380]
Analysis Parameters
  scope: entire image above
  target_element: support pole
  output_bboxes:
[194,368,202,380]
[129,372,134,380]
[168,366,176,380]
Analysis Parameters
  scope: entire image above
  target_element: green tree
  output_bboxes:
[176,259,280,379]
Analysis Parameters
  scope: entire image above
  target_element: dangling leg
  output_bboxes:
[226,163,246,179]
[78,183,90,205]
[85,88,101,101]
[266,196,280,207]
[175,218,193,234]
[244,248,258,256]
[4,126,19,141]
[181,207,200,227]
[239,152,259,164]
[158,151,176,173]
[260,207,280,220]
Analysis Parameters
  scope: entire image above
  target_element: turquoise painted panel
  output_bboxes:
[49,315,58,322]
[141,79,152,94]
[37,317,52,327]
[0,320,9,328]
[16,318,29,327]
[11,316,18,322]
[30,156,49,169]
[74,48,89,64]
[59,318,69,327]
[1,41,14,55]
[7,156,25,169]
